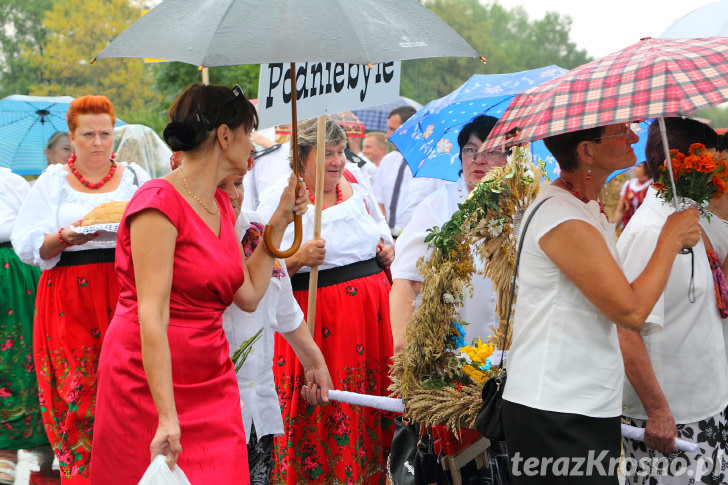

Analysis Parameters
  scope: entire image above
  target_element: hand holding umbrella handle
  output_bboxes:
[263,75,304,260]
[263,216,303,258]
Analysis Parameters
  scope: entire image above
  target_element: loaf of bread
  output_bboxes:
[81,201,128,226]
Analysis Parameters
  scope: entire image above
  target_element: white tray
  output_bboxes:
[71,223,120,235]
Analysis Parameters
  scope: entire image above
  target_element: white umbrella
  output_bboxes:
[93,0,483,330]
[660,0,728,38]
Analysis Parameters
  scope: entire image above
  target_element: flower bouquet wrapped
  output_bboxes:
[653,143,728,216]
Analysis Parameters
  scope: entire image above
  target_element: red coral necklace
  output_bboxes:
[559,178,606,215]
[67,153,117,189]
[306,182,343,209]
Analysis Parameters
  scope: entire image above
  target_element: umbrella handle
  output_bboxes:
[263,61,304,259]
[263,215,302,258]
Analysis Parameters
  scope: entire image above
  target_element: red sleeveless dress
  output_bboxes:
[90,179,249,484]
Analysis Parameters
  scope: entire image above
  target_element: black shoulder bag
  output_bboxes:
[475,197,553,441]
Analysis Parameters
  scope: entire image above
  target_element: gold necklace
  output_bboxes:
[178,166,218,215]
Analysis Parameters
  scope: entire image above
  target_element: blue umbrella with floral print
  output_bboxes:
[389,66,568,181]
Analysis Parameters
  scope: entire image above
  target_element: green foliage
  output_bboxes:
[153,62,260,105]
[0,0,55,96]
[695,105,728,130]
[402,0,591,104]
[19,0,159,127]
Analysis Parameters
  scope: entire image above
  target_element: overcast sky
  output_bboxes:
[490,0,718,58]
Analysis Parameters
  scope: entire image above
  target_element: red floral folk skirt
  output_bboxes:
[272,267,395,484]
[34,260,118,484]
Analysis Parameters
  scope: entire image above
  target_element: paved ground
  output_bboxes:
[9,449,627,484]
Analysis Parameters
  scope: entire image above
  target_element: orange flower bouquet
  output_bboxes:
[654,143,728,215]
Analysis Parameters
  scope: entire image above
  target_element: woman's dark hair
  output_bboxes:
[719,132,728,153]
[457,115,498,161]
[543,126,605,172]
[644,118,718,180]
[163,84,258,152]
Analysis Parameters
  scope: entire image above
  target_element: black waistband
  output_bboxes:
[57,248,116,267]
[291,258,382,291]
[0,241,11,249]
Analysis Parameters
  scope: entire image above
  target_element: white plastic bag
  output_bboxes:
[138,455,191,485]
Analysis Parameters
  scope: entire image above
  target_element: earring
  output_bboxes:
[586,168,592,181]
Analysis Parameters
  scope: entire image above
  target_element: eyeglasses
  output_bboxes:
[592,122,640,141]
[462,147,512,160]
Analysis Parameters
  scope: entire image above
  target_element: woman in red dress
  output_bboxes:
[613,162,652,234]
[89,84,309,484]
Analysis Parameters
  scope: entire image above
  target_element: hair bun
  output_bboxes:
[163,121,199,151]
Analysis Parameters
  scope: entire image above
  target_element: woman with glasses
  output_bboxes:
[502,122,699,484]
[390,115,504,354]
[618,118,728,484]
[89,84,307,484]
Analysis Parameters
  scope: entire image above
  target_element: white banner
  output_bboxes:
[257,61,401,129]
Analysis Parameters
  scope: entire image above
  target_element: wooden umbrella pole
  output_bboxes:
[306,115,327,335]
[263,62,302,258]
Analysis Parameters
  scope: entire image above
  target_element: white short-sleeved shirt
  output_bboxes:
[221,211,304,441]
[243,142,291,213]
[10,162,149,270]
[257,176,393,271]
[618,188,728,423]
[372,151,447,237]
[391,176,497,343]
[0,168,31,241]
[503,184,625,418]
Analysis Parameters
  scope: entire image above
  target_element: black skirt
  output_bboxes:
[503,400,621,484]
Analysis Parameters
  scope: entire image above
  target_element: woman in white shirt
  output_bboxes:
[390,115,504,353]
[618,118,728,484]
[218,173,332,485]
[10,95,148,482]
[502,123,699,484]
[257,118,395,484]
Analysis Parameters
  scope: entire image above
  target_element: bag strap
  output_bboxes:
[500,196,553,368]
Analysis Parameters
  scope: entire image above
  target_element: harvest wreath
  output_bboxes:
[389,146,545,432]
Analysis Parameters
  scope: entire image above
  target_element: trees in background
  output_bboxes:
[0,0,55,95]
[401,0,592,103]
[20,0,158,127]
[0,0,724,133]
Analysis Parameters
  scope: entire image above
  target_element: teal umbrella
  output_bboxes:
[0,95,125,176]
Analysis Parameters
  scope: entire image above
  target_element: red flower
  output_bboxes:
[1,339,13,351]
[713,176,727,199]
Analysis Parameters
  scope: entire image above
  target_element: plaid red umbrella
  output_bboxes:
[482,37,728,152]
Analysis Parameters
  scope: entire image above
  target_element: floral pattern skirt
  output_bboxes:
[0,246,46,449]
[271,270,395,484]
[34,261,118,483]
[623,406,728,485]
